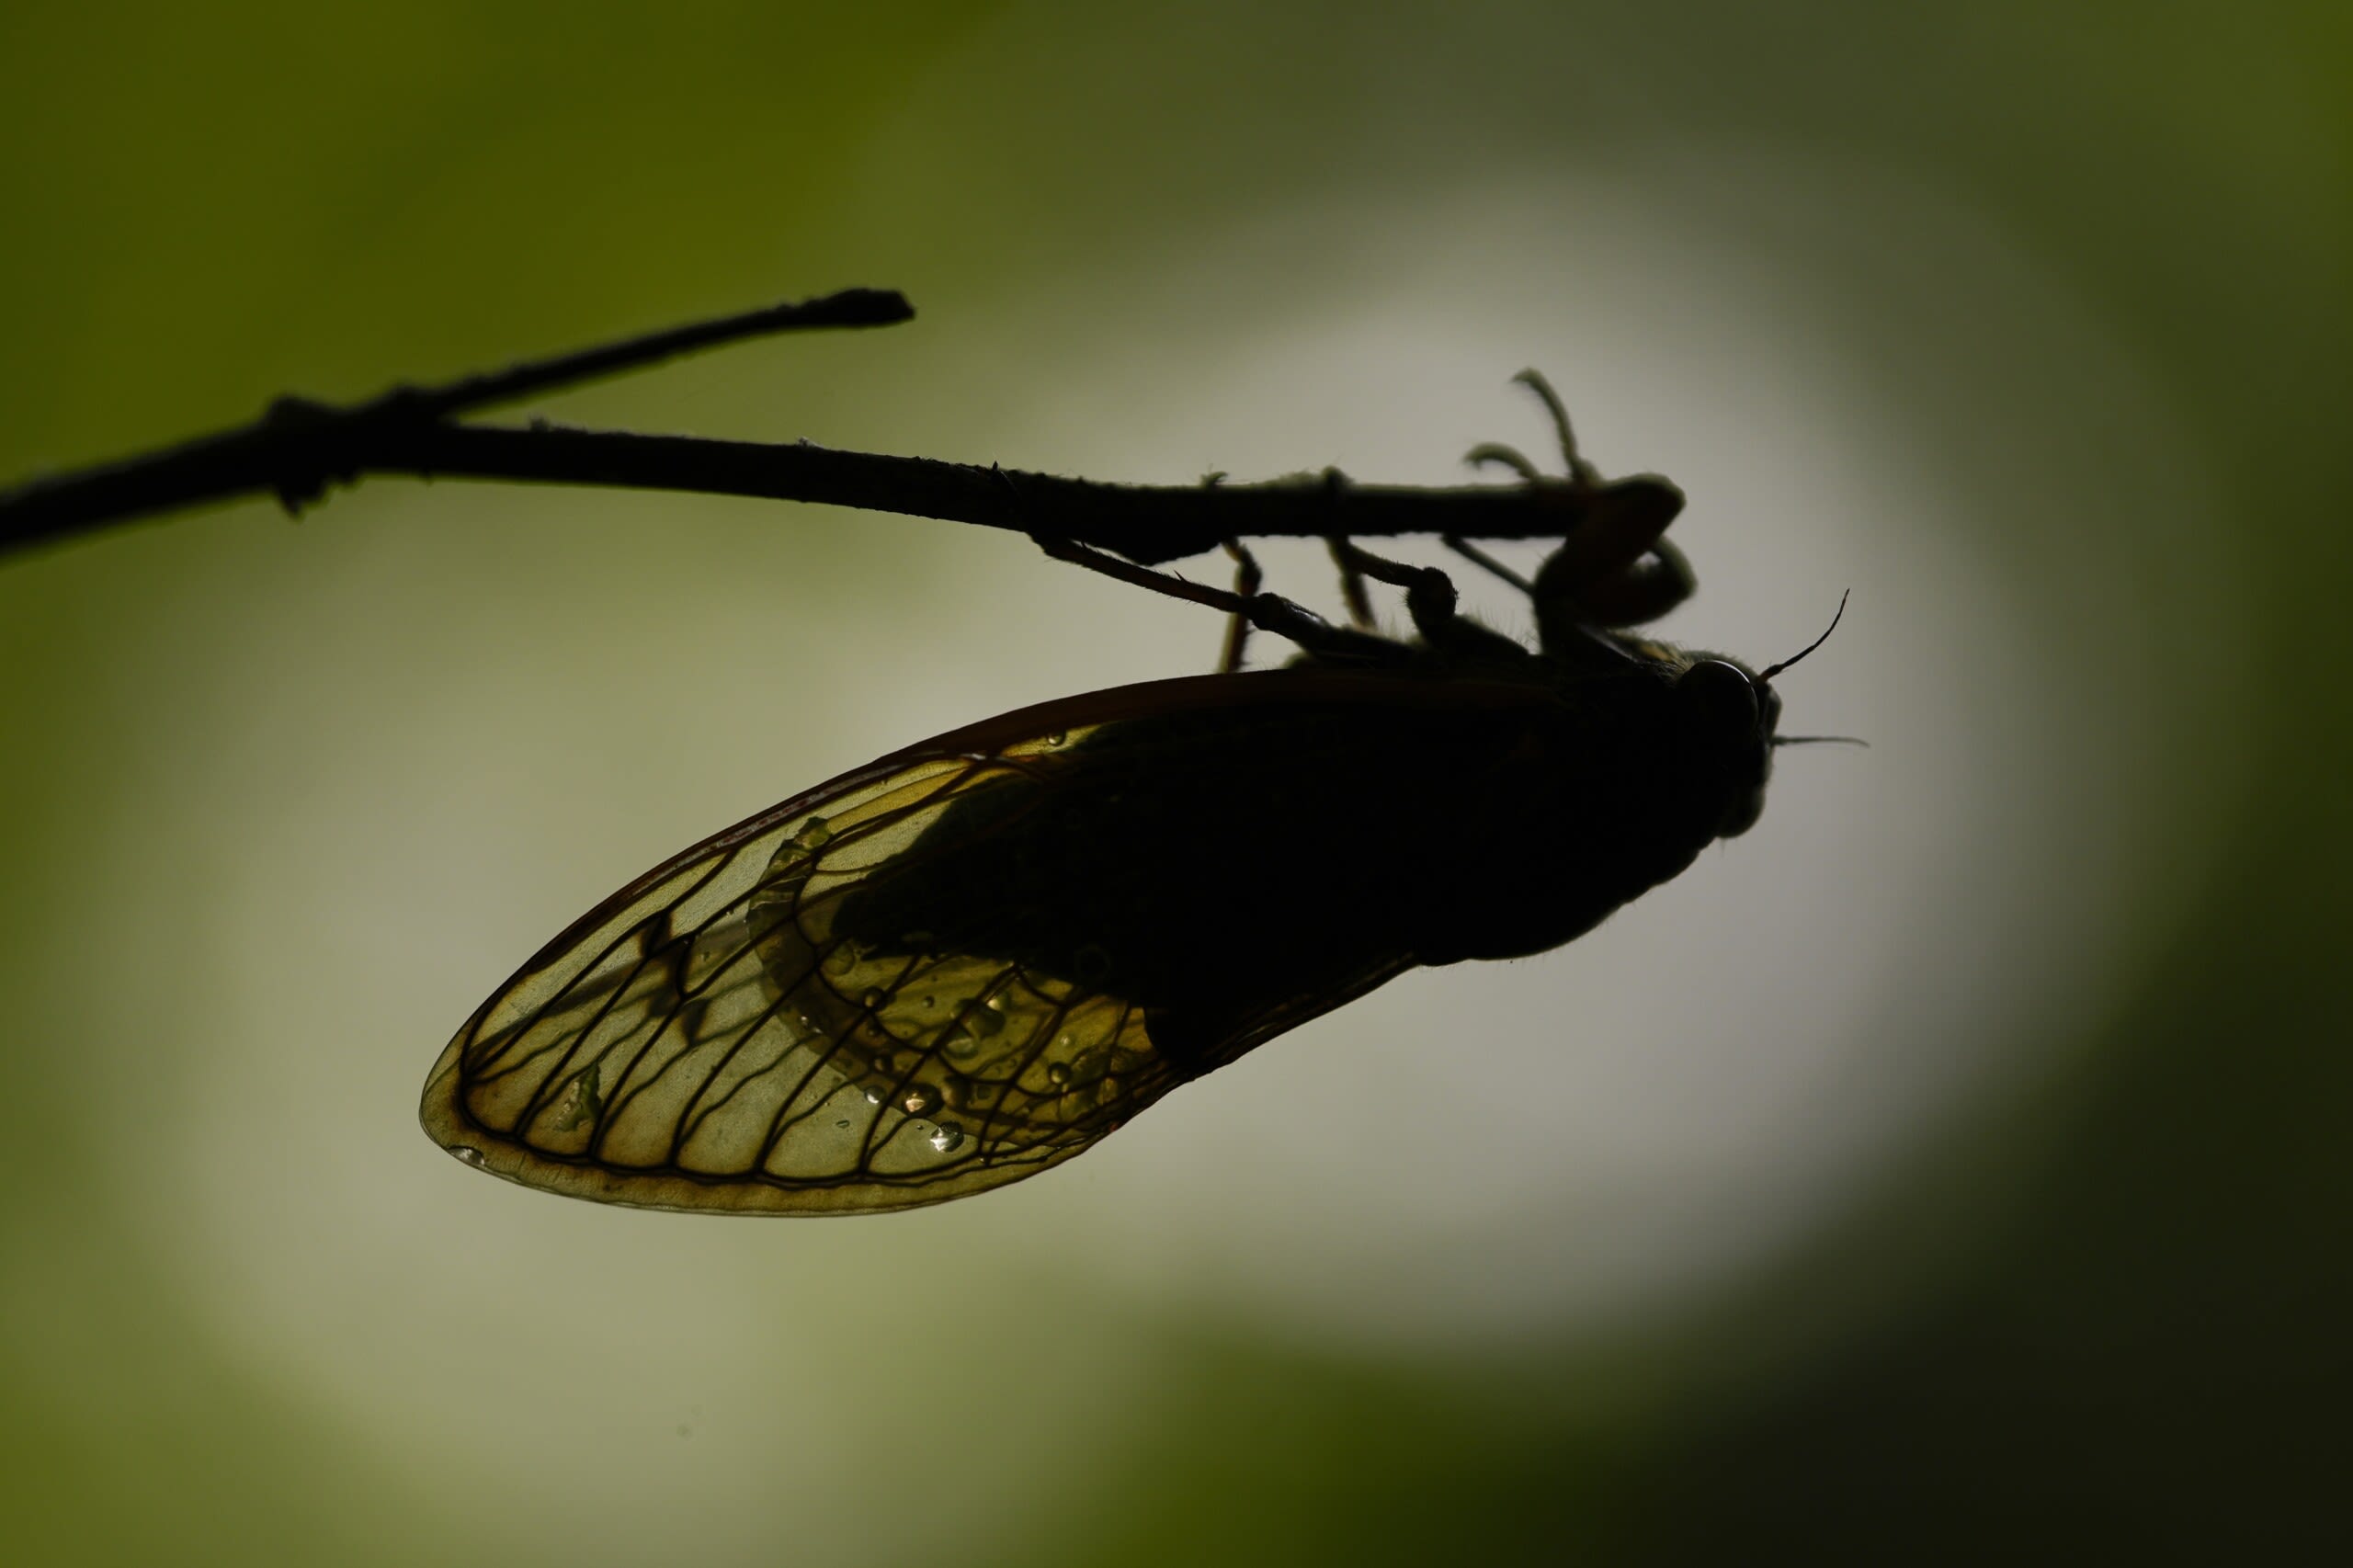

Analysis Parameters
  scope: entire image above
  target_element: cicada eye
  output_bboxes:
[1677,658,1759,733]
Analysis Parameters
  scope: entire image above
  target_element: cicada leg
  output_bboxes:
[1218,538,1263,673]
[1461,369,1696,645]
[1029,532,1414,668]
[1323,536,1378,631]
[1440,534,1536,595]
[1324,538,1531,670]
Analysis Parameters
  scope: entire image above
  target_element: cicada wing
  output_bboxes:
[421,726,1184,1214]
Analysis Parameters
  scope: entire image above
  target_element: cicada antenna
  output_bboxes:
[1755,590,1849,686]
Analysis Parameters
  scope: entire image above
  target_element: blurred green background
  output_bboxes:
[2,3,2345,1562]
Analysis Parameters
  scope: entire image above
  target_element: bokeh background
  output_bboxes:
[2,3,2344,1562]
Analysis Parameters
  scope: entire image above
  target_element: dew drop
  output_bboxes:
[900,1086,937,1116]
[860,989,885,1010]
[929,1124,965,1154]
[1046,1062,1071,1086]
[450,1145,484,1166]
[970,1006,1006,1039]
[835,1118,852,1131]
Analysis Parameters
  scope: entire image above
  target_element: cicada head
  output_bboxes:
[1675,590,1851,838]
[1670,655,1779,838]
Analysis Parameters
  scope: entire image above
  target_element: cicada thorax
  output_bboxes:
[1352,653,1769,965]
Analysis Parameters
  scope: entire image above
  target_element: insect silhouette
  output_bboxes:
[420,373,1841,1214]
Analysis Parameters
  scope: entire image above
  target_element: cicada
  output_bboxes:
[420,374,1840,1214]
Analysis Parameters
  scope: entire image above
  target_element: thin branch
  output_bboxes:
[0,289,1682,567]
[296,419,1673,565]
[0,288,912,557]
[354,288,916,423]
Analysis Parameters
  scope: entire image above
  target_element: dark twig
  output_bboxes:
[0,289,1681,567]
[263,419,1673,565]
[356,288,916,425]
[0,289,912,556]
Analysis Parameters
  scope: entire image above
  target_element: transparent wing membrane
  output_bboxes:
[421,725,1182,1213]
